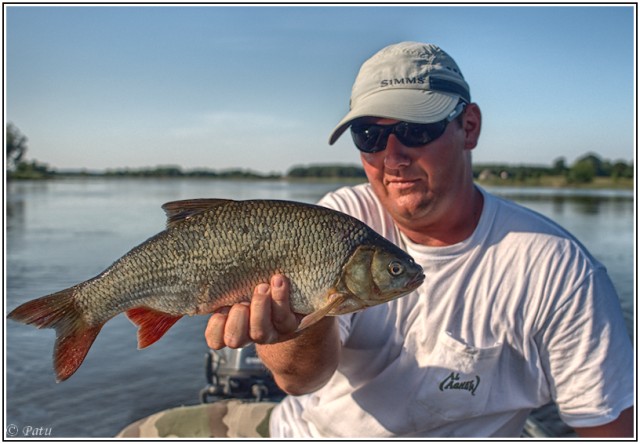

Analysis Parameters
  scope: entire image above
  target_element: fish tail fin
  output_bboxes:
[8,288,103,382]
[126,307,182,349]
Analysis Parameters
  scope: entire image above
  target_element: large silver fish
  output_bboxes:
[8,199,424,382]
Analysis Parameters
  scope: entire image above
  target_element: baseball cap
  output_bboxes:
[329,42,471,145]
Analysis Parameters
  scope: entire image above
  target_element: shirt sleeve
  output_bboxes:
[537,263,634,428]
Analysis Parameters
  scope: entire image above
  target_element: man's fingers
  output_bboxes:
[223,303,251,349]
[270,274,299,334]
[205,309,229,350]
[249,284,278,344]
[204,275,298,349]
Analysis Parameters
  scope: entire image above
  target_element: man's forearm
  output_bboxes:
[257,316,341,396]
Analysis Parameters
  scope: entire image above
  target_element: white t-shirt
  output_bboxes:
[269,184,633,438]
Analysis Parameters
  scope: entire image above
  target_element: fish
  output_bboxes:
[8,198,424,382]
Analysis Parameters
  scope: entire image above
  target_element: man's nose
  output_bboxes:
[383,134,411,169]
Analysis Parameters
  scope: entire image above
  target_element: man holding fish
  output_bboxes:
[203,42,633,438]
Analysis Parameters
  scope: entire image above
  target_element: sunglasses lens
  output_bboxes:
[351,122,444,152]
[396,122,446,147]
[349,101,467,153]
[350,124,386,153]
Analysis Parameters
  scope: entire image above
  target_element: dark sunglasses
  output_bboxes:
[350,101,468,153]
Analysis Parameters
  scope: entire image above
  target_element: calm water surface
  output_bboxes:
[4,179,635,437]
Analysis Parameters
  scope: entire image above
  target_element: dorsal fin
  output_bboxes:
[161,199,233,228]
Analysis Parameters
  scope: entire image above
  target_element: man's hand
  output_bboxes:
[205,274,301,350]
[204,274,341,395]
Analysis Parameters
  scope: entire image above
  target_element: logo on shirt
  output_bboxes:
[439,371,480,396]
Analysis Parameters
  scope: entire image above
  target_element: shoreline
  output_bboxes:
[6,175,634,191]
[475,176,633,190]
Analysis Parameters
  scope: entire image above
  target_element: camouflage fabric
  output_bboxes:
[116,400,277,438]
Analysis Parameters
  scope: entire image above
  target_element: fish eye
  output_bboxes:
[388,261,405,276]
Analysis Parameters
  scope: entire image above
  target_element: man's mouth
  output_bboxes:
[386,178,420,188]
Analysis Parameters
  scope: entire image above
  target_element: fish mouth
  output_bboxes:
[408,272,426,290]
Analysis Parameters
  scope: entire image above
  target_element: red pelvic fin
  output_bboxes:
[8,288,103,382]
[125,307,182,349]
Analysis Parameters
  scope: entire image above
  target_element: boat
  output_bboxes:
[198,345,575,438]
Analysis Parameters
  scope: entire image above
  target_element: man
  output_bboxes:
[205,42,633,438]
[119,42,633,438]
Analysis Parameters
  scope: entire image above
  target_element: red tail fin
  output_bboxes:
[126,307,182,349]
[8,289,102,382]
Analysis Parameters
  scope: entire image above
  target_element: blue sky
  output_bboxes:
[5,4,636,174]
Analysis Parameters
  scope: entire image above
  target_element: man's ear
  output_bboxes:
[462,103,482,150]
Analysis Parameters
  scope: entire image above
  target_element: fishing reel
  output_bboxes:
[200,344,285,403]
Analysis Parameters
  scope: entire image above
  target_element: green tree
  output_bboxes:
[576,153,605,176]
[569,158,597,183]
[551,157,568,175]
[611,161,634,180]
[6,123,27,171]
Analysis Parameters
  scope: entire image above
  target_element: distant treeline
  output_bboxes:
[8,163,368,180]
[98,164,367,179]
[287,164,367,179]
[6,155,634,188]
[101,166,281,180]
[6,122,633,186]
[473,154,634,185]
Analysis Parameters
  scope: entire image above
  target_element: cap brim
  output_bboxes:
[329,90,460,145]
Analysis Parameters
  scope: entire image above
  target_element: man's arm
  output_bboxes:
[204,274,341,395]
[573,406,634,438]
[257,315,340,395]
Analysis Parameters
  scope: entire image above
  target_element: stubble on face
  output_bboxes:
[363,155,438,225]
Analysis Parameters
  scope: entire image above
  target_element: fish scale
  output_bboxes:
[8,198,424,382]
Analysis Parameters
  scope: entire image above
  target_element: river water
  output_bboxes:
[4,178,634,438]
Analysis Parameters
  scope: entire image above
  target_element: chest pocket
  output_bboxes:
[411,331,502,425]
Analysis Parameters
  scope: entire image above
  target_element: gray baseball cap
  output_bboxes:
[329,42,471,145]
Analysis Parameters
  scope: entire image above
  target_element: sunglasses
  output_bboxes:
[350,101,468,153]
